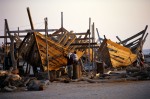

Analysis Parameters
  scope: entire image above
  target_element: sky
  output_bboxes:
[0,0,150,49]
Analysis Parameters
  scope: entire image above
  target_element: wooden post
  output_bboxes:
[17,27,20,68]
[96,28,101,44]
[27,7,34,30]
[4,22,7,53]
[10,36,17,70]
[61,12,63,28]
[45,17,50,80]
[104,35,106,39]
[4,19,9,54]
[61,12,64,35]
[26,7,42,75]
[88,18,91,72]
[92,22,94,70]
[18,27,19,36]
[5,19,17,70]
[3,22,7,69]
[96,61,104,74]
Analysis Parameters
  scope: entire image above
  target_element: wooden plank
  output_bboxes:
[58,32,67,43]
[75,46,100,49]
[69,38,93,41]
[50,27,68,36]
[65,34,76,48]
[5,19,11,37]
[71,42,97,45]
[36,34,67,66]
[18,33,33,56]
[36,32,66,51]
[107,39,132,53]
[36,42,59,68]
[125,38,141,47]
[121,25,147,44]
[61,12,63,28]
[27,7,34,30]
[116,36,122,44]
[9,29,58,33]
[50,32,88,36]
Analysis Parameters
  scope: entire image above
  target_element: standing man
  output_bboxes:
[72,51,79,79]
[66,52,73,79]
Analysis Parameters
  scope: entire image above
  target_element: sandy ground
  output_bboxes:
[0,80,150,99]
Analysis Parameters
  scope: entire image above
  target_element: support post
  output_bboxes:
[88,18,91,72]
[10,36,17,70]
[5,19,17,70]
[18,27,19,36]
[61,12,63,28]
[27,7,34,30]
[45,17,50,80]
[92,22,95,71]
[96,28,101,44]
[4,22,6,53]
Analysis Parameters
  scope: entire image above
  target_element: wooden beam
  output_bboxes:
[88,17,91,66]
[50,32,88,36]
[10,36,17,69]
[92,22,95,69]
[76,46,100,49]
[116,36,122,44]
[65,35,76,48]
[96,28,102,44]
[61,12,63,28]
[125,38,141,47]
[73,38,93,40]
[27,7,34,30]
[71,42,97,45]
[0,35,26,38]
[58,32,67,43]
[5,19,11,37]
[18,33,32,57]
[121,25,148,44]
[9,29,58,33]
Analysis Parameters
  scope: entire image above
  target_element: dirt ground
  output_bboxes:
[0,80,150,99]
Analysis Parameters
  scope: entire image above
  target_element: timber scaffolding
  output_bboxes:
[0,7,149,80]
[0,7,98,78]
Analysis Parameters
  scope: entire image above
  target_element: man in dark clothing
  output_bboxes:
[71,51,79,79]
[66,52,73,79]
[139,50,145,68]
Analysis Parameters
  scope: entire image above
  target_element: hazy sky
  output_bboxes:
[0,0,150,49]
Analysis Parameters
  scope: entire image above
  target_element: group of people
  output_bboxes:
[66,51,78,79]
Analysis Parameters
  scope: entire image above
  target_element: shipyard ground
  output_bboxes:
[0,80,150,99]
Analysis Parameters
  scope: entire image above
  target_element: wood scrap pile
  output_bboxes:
[0,69,50,92]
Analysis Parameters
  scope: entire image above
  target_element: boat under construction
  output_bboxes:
[0,7,150,92]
